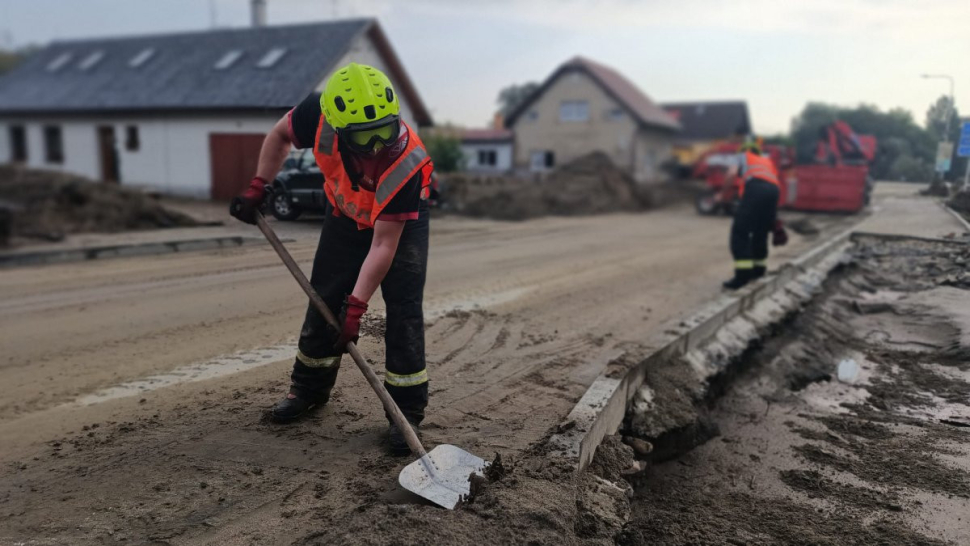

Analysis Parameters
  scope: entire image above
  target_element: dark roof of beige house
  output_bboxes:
[504,56,680,132]
[661,101,751,141]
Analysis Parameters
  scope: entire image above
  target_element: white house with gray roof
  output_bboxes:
[0,18,432,199]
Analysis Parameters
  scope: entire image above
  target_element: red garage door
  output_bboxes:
[209,133,266,200]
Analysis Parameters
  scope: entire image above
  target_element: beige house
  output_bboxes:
[504,56,680,184]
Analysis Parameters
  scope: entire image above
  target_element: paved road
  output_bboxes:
[0,185,963,544]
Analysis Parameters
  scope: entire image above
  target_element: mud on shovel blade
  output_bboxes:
[399,445,487,509]
[252,212,487,510]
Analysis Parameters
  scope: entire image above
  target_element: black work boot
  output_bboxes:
[269,390,329,423]
[387,417,420,456]
[751,265,767,280]
[722,268,752,290]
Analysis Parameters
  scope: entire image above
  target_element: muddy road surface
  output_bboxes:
[0,186,963,544]
[623,235,970,545]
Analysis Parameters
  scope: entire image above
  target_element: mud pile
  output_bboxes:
[620,235,970,544]
[0,165,200,244]
[444,152,650,220]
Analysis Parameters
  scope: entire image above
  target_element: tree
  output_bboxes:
[0,46,36,76]
[424,133,465,173]
[496,82,539,118]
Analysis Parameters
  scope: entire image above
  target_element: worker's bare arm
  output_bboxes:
[352,219,406,303]
[254,115,293,182]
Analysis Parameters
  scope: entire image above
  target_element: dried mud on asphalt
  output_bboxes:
[621,236,970,545]
[0,189,954,545]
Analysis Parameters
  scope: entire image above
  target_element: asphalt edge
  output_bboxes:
[0,236,276,268]
[548,225,857,470]
[942,202,970,233]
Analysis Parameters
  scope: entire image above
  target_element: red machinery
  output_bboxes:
[694,122,876,215]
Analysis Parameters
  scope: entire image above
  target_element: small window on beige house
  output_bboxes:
[560,101,589,122]
[530,150,555,171]
[525,110,539,122]
[607,107,624,121]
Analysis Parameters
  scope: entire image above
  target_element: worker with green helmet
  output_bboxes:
[230,63,435,455]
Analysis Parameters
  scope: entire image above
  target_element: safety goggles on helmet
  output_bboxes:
[338,115,401,154]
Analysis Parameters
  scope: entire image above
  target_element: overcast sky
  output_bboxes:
[1,0,967,134]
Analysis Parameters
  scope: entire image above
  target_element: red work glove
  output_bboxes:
[229,177,268,225]
[335,295,368,351]
[772,219,789,247]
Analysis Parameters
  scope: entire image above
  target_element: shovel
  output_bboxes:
[252,211,487,509]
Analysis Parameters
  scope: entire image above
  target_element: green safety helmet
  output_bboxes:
[739,138,762,155]
[321,63,401,153]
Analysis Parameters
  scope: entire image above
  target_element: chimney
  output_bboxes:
[251,0,267,27]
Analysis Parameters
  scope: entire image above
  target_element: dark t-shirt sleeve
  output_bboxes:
[288,92,322,149]
[378,174,423,222]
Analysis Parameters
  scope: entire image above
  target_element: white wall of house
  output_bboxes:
[460,141,513,173]
[633,129,674,184]
[324,31,417,130]
[0,114,278,198]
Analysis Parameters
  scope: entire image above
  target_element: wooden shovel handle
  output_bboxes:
[255,212,427,458]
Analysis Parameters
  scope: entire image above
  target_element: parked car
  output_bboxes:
[269,149,326,221]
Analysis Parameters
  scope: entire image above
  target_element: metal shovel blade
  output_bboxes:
[398,444,488,510]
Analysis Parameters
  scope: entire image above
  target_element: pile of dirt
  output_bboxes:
[0,165,200,245]
[443,152,652,220]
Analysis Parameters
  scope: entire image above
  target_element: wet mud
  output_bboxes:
[622,236,970,545]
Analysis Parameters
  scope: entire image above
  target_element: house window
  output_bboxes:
[560,100,589,122]
[525,110,539,122]
[125,125,140,151]
[43,125,64,164]
[477,149,497,167]
[607,107,624,121]
[9,125,27,162]
[530,150,554,171]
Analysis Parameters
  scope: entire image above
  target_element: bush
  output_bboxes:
[424,134,465,173]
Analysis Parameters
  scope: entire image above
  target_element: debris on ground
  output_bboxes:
[442,152,660,220]
[0,165,201,246]
[621,235,970,545]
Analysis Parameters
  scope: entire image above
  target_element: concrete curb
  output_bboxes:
[548,225,856,470]
[0,236,273,268]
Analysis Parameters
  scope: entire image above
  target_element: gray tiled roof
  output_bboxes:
[0,18,430,124]
[661,101,751,140]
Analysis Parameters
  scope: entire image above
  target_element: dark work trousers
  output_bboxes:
[730,179,779,268]
[289,202,430,423]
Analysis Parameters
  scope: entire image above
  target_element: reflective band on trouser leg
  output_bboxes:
[385,369,429,387]
[753,259,767,267]
[735,260,754,269]
[296,349,341,368]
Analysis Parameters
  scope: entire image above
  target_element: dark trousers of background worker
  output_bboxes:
[728,178,779,286]
[289,202,430,424]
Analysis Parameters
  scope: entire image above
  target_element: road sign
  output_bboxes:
[936,141,953,172]
[959,121,970,158]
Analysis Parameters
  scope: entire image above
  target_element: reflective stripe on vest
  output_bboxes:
[376,145,430,204]
[316,121,336,156]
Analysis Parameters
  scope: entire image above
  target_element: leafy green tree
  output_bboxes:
[425,133,465,173]
[497,82,539,118]
[0,46,36,76]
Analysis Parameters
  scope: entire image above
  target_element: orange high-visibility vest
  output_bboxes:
[738,151,780,197]
[313,114,434,229]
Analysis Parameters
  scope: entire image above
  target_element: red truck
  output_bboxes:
[694,121,876,215]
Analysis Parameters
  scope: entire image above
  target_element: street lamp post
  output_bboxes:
[922,74,955,183]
